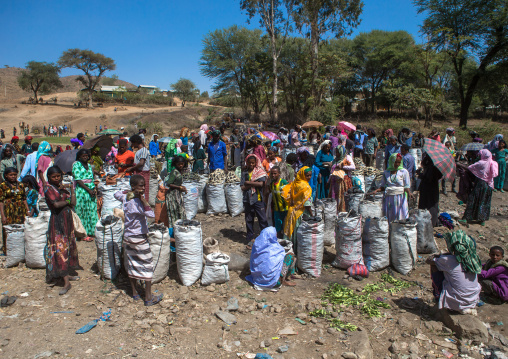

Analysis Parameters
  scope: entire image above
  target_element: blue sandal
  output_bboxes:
[132,295,141,301]
[144,294,163,307]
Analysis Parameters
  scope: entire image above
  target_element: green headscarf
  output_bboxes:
[387,153,403,171]
[444,230,482,274]
[165,139,178,172]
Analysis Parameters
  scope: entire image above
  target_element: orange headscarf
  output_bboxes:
[282,166,313,238]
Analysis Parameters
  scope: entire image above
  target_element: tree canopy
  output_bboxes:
[17,61,63,103]
[171,78,198,106]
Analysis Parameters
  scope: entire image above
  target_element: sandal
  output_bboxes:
[59,284,72,295]
[144,294,163,307]
[132,294,141,301]
[246,240,255,250]
[81,237,94,242]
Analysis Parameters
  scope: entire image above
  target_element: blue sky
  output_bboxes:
[0,0,424,93]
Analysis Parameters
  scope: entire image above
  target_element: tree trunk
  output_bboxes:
[88,89,94,108]
[34,89,39,104]
[272,48,278,122]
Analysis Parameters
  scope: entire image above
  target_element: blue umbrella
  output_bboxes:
[460,143,485,151]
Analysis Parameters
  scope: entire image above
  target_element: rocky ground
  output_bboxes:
[0,189,507,359]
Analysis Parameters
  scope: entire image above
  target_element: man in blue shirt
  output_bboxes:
[401,144,416,188]
[384,136,401,168]
[207,130,228,172]
[353,125,367,158]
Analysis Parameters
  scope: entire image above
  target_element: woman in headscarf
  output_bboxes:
[44,166,80,295]
[249,135,267,163]
[192,135,206,173]
[36,141,53,195]
[486,134,503,152]
[0,144,17,181]
[426,230,481,315]
[21,136,34,155]
[165,155,188,238]
[282,167,314,252]
[379,129,393,149]
[165,138,179,173]
[459,149,498,226]
[296,146,315,172]
[314,140,334,199]
[199,124,208,146]
[90,145,104,175]
[418,153,443,226]
[368,153,412,223]
[384,136,401,168]
[262,147,282,172]
[70,138,82,150]
[329,144,355,212]
[180,127,190,146]
[149,134,161,157]
[72,148,98,240]
[0,167,28,251]
[10,136,21,154]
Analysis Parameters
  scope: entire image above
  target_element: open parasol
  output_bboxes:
[53,149,79,174]
[157,137,173,143]
[97,129,123,135]
[338,121,356,132]
[460,142,485,152]
[262,131,279,141]
[423,138,456,182]
[82,135,114,160]
[301,121,323,129]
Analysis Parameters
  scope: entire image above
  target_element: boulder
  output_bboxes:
[349,329,373,359]
[440,310,488,343]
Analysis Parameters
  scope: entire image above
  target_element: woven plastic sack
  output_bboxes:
[182,181,199,220]
[376,151,385,170]
[24,211,50,268]
[332,213,363,269]
[206,184,227,215]
[95,215,124,280]
[316,198,337,246]
[297,216,324,277]
[99,183,122,216]
[5,224,25,268]
[345,189,364,215]
[390,220,417,275]
[364,174,376,192]
[116,178,131,192]
[410,209,438,254]
[225,183,244,217]
[362,217,389,272]
[358,193,383,219]
[201,252,230,286]
[148,173,158,207]
[148,224,171,284]
[197,174,208,213]
[203,237,219,256]
[175,220,203,286]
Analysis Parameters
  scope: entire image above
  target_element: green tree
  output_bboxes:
[241,0,295,121]
[200,91,210,100]
[102,74,119,85]
[292,0,363,106]
[58,49,116,108]
[414,0,508,127]
[171,78,197,107]
[17,61,63,104]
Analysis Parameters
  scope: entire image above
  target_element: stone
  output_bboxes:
[278,326,297,336]
[296,313,308,320]
[342,352,358,359]
[316,337,326,345]
[331,312,339,318]
[311,318,318,324]
[225,297,239,311]
[389,343,401,354]
[152,324,165,335]
[408,342,419,354]
[423,321,443,332]
[397,317,411,328]
[440,310,488,343]
[264,338,273,347]
[278,345,289,353]
[327,327,336,334]
[349,329,373,359]
[215,311,237,325]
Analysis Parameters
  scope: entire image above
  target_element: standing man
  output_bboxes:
[401,144,416,189]
[207,130,228,173]
[353,125,367,158]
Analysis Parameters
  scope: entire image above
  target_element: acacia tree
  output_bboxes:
[171,78,197,106]
[414,0,508,127]
[241,0,295,121]
[17,61,63,103]
[58,49,116,108]
[292,0,363,106]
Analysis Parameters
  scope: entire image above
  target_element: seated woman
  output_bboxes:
[479,246,508,302]
[426,231,481,315]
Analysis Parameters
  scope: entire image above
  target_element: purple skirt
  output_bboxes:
[383,194,409,223]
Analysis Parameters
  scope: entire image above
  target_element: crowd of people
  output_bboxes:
[0,122,506,309]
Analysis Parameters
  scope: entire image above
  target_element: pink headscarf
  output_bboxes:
[468,149,499,189]
[200,124,208,132]
[385,129,394,137]
[176,139,183,147]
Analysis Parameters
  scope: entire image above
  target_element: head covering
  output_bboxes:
[150,134,158,143]
[200,124,208,132]
[444,230,482,274]
[21,175,39,192]
[473,137,483,143]
[65,145,71,150]
[25,136,33,141]
[486,134,503,151]
[249,134,260,145]
[70,138,83,146]
[180,127,190,137]
[35,141,52,166]
[281,167,313,238]
[245,154,266,194]
[318,140,331,153]
[176,139,183,147]
[385,129,394,138]
[338,135,347,146]
[446,127,455,133]
[11,136,19,142]
[468,149,499,188]
[333,145,347,164]
[296,146,310,155]
[387,153,403,171]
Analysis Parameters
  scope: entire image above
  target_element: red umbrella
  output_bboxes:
[338,121,356,132]
[423,139,456,182]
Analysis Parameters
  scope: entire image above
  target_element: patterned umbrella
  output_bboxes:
[460,142,485,151]
[262,131,279,141]
[423,138,456,182]
[338,121,356,132]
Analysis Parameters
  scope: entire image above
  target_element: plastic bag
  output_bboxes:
[197,174,208,213]
[24,211,50,268]
[246,227,285,289]
[358,193,383,219]
[206,184,227,215]
[376,151,385,171]
[362,217,389,272]
[345,189,364,215]
[148,224,171,284]
[297,216,324,277]
[332,213,363,269]
[148,173,158,207]
[203,237,219,256]
[225,183,244,217]
[266,193,273,227]
[98,183,122,216]
[201,252,230,286]
[95,215,124,280]
[316,198,337,246]
[409,209,438,254]
[390,220,417,275]
[5,224,25,268]
[175,220,203,286]
[182,181,199,220]
[364,174,376,192]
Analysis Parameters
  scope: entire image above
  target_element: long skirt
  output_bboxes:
[317,171,330,199]
[329,175,352,212]
[464,179,492,222]
[383,193,409,223]
[166,189,186,237]
[275,253,297,287]
[123,240,153,281]
[154,184,169,226]
[74,185,98,237]
[494,161,506,190]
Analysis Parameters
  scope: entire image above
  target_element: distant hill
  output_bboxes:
[0,67,135,100]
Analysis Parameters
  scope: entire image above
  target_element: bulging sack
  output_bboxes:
[197,174,208,213]
[206,184,227,215]
[410,209,438,254]
[358,193,383,219]
[390,220,417,275]
[148,173,159,207]
[95,215,124,280]
[175,220,203,286]
[345,189,364,215]
[5,224,25,268]
[25,211,50,268]
[182,181,199,220]
[148,224,171,284]
[99,183,122,216]
[362,217,389,272]
[201,252,230,286]
[332,213,363,269]
[225,183,244,217]
[297,216,324,277]
[316,198,337,246]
